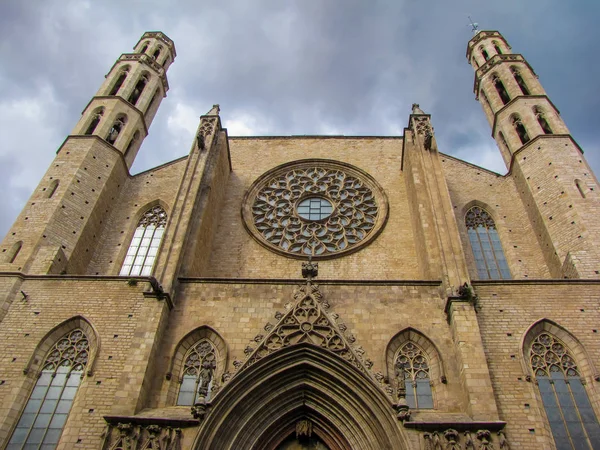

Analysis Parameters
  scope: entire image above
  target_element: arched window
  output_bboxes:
[529,332,600,449]
[512,115,530,145]
[498,131,510,155]
[108,66,129,96]
[106,115,126,146]
[84,108,104,135]
[534,107,553,134]
[120,205,167,276]
[481,90,492,112]
[512,67,530,95]
[128,74,149,106]
[7,329,89,448]
[124,130,140,157]
[493,41,503,55]
[472,57,479,69]
[146,89,160,115]
[575,179,587,198]
[177,340,217,405]
[394,342,433,409]
[140,42,149,54]
[465,206,510,279]
[152,46,162,60]
[480,46,489,61]
[493,75,510,105]
[47,179,59,199]
[5,241,22,263]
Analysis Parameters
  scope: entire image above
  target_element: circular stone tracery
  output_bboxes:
[242,159,388,259]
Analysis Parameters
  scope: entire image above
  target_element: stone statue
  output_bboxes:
[197,360,215,398]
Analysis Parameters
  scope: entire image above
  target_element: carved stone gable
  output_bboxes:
[239,283,367,373]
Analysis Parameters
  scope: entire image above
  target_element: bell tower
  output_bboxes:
[0,32,175,276]
[76,31,176,167]
[467,30,600,278]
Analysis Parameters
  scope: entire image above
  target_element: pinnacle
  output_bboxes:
[205,104,220,116]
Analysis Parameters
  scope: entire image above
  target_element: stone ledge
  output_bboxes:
[404,421,506,432]
[104,415,199,428]
[179,277,442,286]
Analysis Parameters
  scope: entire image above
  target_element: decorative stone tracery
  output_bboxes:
[241,280,366,374]
[465,207,495,230]
[529,332,579,377]
[242,160,388,259]
[44,328,89,372]
[101,422,183,450]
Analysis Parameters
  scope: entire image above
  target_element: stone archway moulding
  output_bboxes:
[192,343,409,450]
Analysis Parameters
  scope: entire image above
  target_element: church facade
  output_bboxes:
[0,29,599,450]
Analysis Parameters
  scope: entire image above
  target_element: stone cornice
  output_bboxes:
[228,135,403,140]
[404,420,506,432]
[178,277,442,286]
[473,278,600,286]
[138,31,177,58]
[0,272,172,306]
[80,96,149,137]
[466,30,511,60]
[506,134,584,175]
[117,53,170,93]
[103,415,197,428]
[473,53,538,96]
[490,94,559,138]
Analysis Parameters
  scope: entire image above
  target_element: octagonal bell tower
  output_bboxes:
[468,30,600,278]
[0,32,175,276]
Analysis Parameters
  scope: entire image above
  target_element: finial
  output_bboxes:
[411,103,426,115]
[206,104,220,116]
[301,256,318,281]
[468,16,480,35]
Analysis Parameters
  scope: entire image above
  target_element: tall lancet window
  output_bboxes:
[394,342,433,409]
[177,340,217,405]
[530,333,600,449]
[120,206,167,276]
[7,329,89,449]
[465,206,510,279]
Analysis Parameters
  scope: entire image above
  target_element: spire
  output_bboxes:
[206,104,220,116]
[411,103,426,115]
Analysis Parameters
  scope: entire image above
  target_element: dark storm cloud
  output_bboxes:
[1,0,599,238]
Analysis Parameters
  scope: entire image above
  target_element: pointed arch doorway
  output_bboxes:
[193,343,408,450]
[276,432,330,450]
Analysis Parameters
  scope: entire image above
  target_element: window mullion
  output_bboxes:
[566,379,594,450]
[19,376,51,449]
[140,225,156,274]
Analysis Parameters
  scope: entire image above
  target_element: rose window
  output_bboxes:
[242,160,388,259]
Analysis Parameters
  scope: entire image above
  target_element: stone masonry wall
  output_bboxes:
[442,155,551,280]
[204,137,421,280]
[0,277,168,449]
[474,281,600,449]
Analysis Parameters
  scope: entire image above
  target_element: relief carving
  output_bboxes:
[102,423,181,450]
[421,428,506,450]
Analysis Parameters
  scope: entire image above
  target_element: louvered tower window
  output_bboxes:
[465,206,510,279]
[120,206,167,276]
[7,329,89,449]
[530,333,600,449]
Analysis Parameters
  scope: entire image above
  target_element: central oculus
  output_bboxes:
[297,197,334,221]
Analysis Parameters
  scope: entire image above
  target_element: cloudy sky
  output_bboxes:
[1,0,599,238]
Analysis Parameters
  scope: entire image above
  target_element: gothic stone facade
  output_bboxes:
[0,30,599,450]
